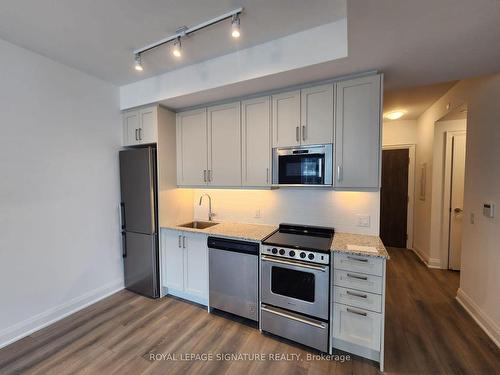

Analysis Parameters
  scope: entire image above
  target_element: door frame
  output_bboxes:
[381,144,416,249]
[442,130,466,269]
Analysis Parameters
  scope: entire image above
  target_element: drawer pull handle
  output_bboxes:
[346,290,367,299]
[347,307,367,317]
[347,256,368,263]
[346,273,368,281]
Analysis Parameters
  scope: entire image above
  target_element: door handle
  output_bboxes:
[261,255,327,272]
[454,208,463,213]
[296,126,299,142]
[266,168,269,184]
[261,304,327,329]
[347,256,368,263]
[178,235,182,248]
[302,125,306,141]
[346,273,368,281]
[120,202,126,230]
[346,290,368,299]
[346,307,368,317]
[337,165,342,182]
[122,232,127,258]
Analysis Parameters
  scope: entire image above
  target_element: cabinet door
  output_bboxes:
[163,230,184,292]
[184,233,208,300]
[208,102,241,186]
[332,302,382,351]
[272,90,301,147]
[242,97,271,186]
[138,106,157,144]
[301,84,334,145]
[176,108,208,186]
[335,75,382,189]
[123,110,140,146]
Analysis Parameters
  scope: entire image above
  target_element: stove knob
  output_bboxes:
[308,253,315,260]
[289,250,296,257]
[271,248,278,254]
[279,249,285,255]
[300,252,306,259]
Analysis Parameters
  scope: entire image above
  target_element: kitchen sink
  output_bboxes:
[179,221,219,230]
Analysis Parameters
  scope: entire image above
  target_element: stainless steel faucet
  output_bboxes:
[199,194,214,221]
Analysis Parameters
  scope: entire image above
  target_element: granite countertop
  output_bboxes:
[161,221,278,242]
[331,232,389,259]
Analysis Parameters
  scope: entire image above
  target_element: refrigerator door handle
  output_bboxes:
[120,202,126,230]
[121,232,127,258]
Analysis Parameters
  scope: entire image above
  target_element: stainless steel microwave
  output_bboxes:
[272,144,333,186]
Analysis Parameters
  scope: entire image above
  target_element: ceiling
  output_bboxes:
[0,0,346,85]
[383,81,457,120]
[1,0,500,108]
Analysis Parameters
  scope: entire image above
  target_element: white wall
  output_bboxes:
[193,189,380,235]
[382,119,417,146]
[0,38,123,348]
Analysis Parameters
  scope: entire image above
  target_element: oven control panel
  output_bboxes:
[262,247,330,265]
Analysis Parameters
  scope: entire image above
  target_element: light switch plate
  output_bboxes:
[483,202,495,218]
[357,214,371,227]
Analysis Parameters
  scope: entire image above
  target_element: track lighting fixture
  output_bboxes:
[132,7,243,72]
[134,54,143,71]
[231,14,241,38]
[172,37,182,58]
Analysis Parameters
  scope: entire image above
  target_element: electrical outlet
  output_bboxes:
[357,214,371,228]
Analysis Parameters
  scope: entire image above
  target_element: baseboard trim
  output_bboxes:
[411,245,441,268]
[0,278,124,349]
[456,288,500,348]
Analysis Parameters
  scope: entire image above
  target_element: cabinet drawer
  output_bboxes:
[333,286,382,313]
[334,269,383,294]
[332,302,381,351]
[334,253,383,276]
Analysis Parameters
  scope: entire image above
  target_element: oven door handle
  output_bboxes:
[261,255,327,272]
[261,304,327,329]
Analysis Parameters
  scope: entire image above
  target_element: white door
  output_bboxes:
[242,96,271,186]
[176,108,208,186]
[449,134,466,270]
[123,110,140,146]
[272,90,301,147]
[335,75,382,189]
[184,233,208,300]
[208,102,241,186]
[300,84,334,146]
[163,230,184,291]
[138,106,157,144]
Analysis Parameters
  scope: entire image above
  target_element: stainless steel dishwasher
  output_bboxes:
[208,236,259,321]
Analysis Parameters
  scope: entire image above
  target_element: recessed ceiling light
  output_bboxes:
[231,14,241,38]
[134,54,143,71]
[172,37,182,58]
[384,110,405,120]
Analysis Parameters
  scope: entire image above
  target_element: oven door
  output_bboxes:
[273,144,332,186]
[260,255,329,320]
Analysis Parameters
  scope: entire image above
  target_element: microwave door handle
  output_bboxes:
[318,158,322,178]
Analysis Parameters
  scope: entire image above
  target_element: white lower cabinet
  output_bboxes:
[332,303,382,351]
[162,229,208,305]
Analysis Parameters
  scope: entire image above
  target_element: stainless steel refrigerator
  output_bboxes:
[119,146,159,298]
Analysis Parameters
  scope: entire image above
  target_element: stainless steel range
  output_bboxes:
[260,224,334,352]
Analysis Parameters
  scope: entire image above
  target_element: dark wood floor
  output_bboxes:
[1,248,499,374]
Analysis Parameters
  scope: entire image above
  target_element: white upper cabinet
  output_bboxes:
[207,102,241,186]
[334,75,382,189]
[300,84,334,145]
[176,108,208,186]
[272,90,301,147]
[122,106,158,146]
[242,96,271,187]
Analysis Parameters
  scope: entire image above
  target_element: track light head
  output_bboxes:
[231,14,241,38]
[172,37,182,58]
[134,54,143,71]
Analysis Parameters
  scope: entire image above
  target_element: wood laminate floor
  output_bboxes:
[1,248,499,374]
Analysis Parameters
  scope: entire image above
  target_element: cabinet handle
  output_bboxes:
[337,165,342,182]
[302,125,306,141]
[178,235,182,248]
[347,256,368,263]
[138,128,142,140]
[296,126,299,142]
[347,307,368,317]
[203,170,207,183]
[266,168,269,184]
[182,236,186,249]
[135,129,139,141]
[346,290,368,299]
[346,273,368,281]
